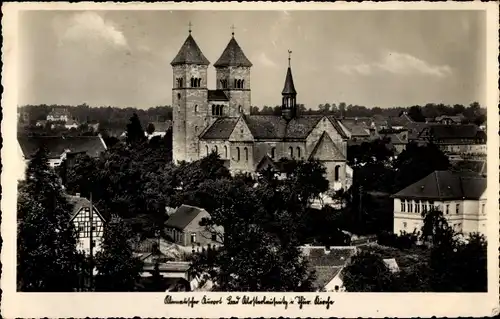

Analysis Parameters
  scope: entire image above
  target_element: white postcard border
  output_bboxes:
[2,2,499,318]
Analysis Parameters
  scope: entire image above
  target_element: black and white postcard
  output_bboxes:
[2,2,499,318]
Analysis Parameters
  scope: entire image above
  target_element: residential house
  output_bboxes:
[418,124,486,156]
[435,114,465,125]
[339,118,374,143]
[17,135,108,180]
[379,128,409,154]
[301,246,358,292]
[392,170,487,236]
[165,204,223,249]
[146,120,172,139]
[47,107,71,122]
[66,194,107,255]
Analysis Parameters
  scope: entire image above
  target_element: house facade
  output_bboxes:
[66,194,107,255]
[171,29,349,191]
[392,170,487,236]
[165,204,223,248]
[46,107,71,122]
[418,124,487,156]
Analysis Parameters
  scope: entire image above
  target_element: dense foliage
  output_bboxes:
[94,216,144,291]
[343,208,487,292]
[188,159,329,291]
[17,147,82,291]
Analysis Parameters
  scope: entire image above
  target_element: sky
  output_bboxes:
[18,10,486,109]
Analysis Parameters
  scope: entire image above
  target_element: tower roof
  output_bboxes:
[171,34,210,66]
[214,37,253,68]
[282,66,297,95]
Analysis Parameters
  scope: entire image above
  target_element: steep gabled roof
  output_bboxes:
[208,90,229,101]
[282,67,297,95]
[308,132,346,161]
[66,195,108,222]
[171,34,210,66]
[214,37,252,68]
[200,117,239,140]
[392,170,487,200]
[424,124,480,139]
[18,135,107,159]
[165,204,207,231]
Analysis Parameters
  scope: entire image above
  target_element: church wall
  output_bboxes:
[199,140,231,160]
[216,66,251,116]
[229,142,254,173]
[306,117,348,190]
[172,64,210,163]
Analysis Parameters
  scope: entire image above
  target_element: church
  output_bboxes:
[171,28,349,190]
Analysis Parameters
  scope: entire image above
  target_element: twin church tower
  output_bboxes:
[171,26,348,190]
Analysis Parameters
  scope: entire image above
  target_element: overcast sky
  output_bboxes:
[18,10,486,109]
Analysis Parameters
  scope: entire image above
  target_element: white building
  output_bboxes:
[392,170,487,236]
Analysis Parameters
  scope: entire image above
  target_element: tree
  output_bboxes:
[189,160,328,291]
[17,146,82,291]
[126,113,146,145]
[94,216,144,291]
[342,251,395,292]
[146,123,156,135]
[394,142,450,192]
[408,105,426,122]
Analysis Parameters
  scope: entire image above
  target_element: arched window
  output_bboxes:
[296,147,301,159]
[214,145,218,154]
[271,147,276,159]
[212,104,215,115]
[238,79,242,88]
[206,145,209,156]
[194,105,198,113]
[220,105,224,116]
[197,78,201,87]
[234,79,237,88]
[289,146,293,158]
[195,126,198,133]
[190,77,194,87]
[224,145,228,158]
[177,93,181,100]
[236,147,240,161]
[334,165,340,181]
[244,147,248,161]
[238,105,242,113]
[241,80,245,88]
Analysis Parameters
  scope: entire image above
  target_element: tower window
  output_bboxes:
[296,147,301,159]
[190,77,202,88]
[220,79,228,89]
[224,145,228,158]
[271,147,275,159]
[236,147,240,161]
[206,145,209,156]
[212,104,215,115]
[177,93,181,100]
[195,126,198,133]
[238,105,242,113]
[244,147,248,161]
[334,165,340,181]
[289,146,293,158]
[194,105,198,113]
[234,79,237,88]
[176,78,183,88]
[214,145,218,154]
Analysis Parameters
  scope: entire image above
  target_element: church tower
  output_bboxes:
[171,26,210,163]
[214,28,252,116]
[281,50,297,121]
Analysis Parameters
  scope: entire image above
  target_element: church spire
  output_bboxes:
[170,24,210,66]
[282,50,297,121]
